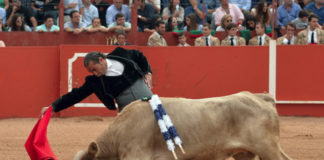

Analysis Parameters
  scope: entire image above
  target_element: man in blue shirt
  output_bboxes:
[277,0,301,30]
[137,0,155,32]
[230,0,251,11]
[305,0,324,25]
[105,0,130,27]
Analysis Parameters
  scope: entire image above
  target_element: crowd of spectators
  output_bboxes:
[0,0,323,46]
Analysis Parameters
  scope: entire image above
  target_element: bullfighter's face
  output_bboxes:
[86,57,107,77]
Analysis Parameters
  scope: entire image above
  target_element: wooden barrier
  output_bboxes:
[0,45,324,118]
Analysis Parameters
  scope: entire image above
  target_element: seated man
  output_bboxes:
[107,13,131,32]
[304,0,324,26]
[137,0,155,32]
[221,23,246,46]
[113,30,132,45]
[248,22,271,46]
[277,22,297,45]
[36,15,60,32]
[195,23,220,46]
[105,0,130,26]
[296,14,324,45]
[64,10,87,34]
[87,17,108,32]
[147,20,167,46]
[82,0,99,27]
[177,32,190,46]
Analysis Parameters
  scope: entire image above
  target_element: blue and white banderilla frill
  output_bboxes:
[148,95,185,159]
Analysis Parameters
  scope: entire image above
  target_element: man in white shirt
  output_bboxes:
[41,47,153,114]
[82,0,99,27]
[147,20,167,46]
[296,14,324,45]
[248,22,271,46]
[194,23,220,46]
[277,22,297,45]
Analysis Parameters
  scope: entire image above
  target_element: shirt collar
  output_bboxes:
[106,59,111,75]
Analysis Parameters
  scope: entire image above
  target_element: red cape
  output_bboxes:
[25,106,57,160]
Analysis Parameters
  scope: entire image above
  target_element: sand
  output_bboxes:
[0,116,323,160]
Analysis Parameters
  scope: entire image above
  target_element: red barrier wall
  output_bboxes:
[1,45,324,118]
[0,47,60,118]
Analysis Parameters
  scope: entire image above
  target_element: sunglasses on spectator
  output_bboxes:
[227,20,232,22]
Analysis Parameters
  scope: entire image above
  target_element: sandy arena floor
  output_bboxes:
[0,116,323,160]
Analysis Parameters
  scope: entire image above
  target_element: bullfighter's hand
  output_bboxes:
[144,73,153,89]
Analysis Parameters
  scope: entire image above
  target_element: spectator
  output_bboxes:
[0,7,6,25]
[31,0,45,24]
[105,0,130,27]
[277,22,297,45]
[194,23,220,46]
[230,0,251,11]
[63,0,84,23]
[221,22,246,46]
[292,9,309,29]
[145,0,160,13]
[183,13,202,32]
[184,0,207,24]
[82,0,98,27]
[6,0,37,30]
[0,40,5,46]
[242,13,256,30]
[216,14,232,31]
[254,0,271,29]
[64,10,87,34]
[92,0,109,27]
[205,0,221,23]
[277,0,301,30]
[166,16,180,31]
[0,16,4,31]
[43,0,59,25]
[8,13,32,31]
[0,0,9,10]
[147,20,167,46]
[304,0,324,25]
[35,14,59,32]
[113,30,131,45]
[107,13,131,32]
[162,0,184,24]
[214,0,244,27]
[137,0,154,32]
[248,22,271,46]
[177,31,190,46]
[143,14,161,32]
[296,14,324,44]
[87,17,108,32]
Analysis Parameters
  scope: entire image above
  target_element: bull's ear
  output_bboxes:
[88,142,98,157]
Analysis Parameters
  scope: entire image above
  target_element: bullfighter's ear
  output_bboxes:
[88,141,98,157]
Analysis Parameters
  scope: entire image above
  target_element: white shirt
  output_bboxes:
[258,34,266,45]
[205,35,211,46]
[283,36,295,45]
[178,43,190,47]
[308,28,317,44]
[105,59,124,76]
[228,36,237,46]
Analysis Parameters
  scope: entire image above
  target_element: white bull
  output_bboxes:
[74,91,291,160]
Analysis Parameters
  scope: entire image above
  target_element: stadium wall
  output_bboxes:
[0,45,323,118]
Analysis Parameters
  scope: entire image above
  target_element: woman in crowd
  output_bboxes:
[162,0,184,24]
[216,14,232,32]
[254,1,271,29]
[8,14,32,32]
[183,13,202,32]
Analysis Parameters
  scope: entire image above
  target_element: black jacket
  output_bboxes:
[52,47,152,112]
